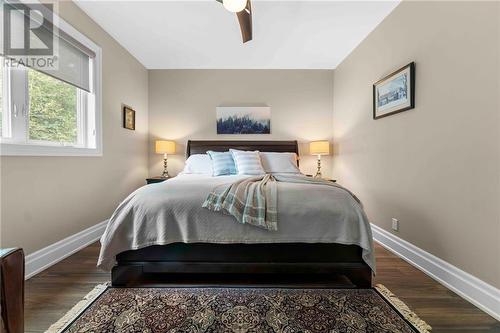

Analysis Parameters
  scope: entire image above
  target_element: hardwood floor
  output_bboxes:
[25,242,499,332]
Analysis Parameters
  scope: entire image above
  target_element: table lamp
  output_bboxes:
[155,140,176,178]
[309,140,330,178]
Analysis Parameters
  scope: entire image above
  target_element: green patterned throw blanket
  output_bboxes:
[203,174,358,231]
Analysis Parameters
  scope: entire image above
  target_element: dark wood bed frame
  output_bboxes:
[112,140,372,288]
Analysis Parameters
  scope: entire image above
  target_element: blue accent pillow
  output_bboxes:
[207,151,237,176]
[230,149,266,175]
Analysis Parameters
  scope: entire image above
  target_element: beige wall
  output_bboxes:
[332,1,499,287]
[149,70,334,178]
[0,1,149,254]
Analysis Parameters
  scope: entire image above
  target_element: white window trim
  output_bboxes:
[1,62,12,138]
[0,3,102,157]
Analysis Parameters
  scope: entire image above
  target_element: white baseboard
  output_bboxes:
[25,220,108,280]
[371,223,500,321]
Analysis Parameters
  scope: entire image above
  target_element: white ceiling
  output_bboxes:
[74,0,400,69]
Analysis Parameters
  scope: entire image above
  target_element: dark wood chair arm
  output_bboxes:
[1,248,24,333]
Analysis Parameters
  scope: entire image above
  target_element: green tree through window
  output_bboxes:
[28,69,78,143]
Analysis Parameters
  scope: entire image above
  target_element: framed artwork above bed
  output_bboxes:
[216,106,271,134]
[373,62,415,119]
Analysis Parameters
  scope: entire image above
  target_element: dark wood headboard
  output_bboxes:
[187,140,299,158]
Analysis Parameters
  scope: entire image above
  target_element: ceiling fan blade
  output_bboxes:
[236,0,252,43]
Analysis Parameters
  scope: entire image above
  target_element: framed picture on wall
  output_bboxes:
[216,106,271,134]
[373,62,415,119]
[123,106,136,130]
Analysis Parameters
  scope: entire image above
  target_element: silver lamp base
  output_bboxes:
[161,154,170,178]
[314,155,322,178]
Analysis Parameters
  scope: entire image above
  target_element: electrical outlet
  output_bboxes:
[391,218,399,231]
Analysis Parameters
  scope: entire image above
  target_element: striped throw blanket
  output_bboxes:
[202,174,359,231]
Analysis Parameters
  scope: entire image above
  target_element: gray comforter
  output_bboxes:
[97,174,375,272]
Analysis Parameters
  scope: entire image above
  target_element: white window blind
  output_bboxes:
[2,1,96,92]
[43,32,94,92]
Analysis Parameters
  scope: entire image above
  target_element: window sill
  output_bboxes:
[0,142,102,157]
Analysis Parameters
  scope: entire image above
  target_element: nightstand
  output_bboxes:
[146,176,169,184]
[305,175,336,182]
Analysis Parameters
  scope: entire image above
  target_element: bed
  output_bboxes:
[102,140,374,288]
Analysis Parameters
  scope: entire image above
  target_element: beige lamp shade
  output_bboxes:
[155,140,176,154]
[310,141,330,155]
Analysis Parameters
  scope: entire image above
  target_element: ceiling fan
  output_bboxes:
[216,0,252,43]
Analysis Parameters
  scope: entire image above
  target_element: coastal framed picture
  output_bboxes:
[216,106,271,134]
[373,62,415,119]
[123,106,136,130]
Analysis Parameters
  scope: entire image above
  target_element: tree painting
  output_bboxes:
[216,107,270,134]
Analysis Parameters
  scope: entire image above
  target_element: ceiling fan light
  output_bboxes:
[223,0,247,13]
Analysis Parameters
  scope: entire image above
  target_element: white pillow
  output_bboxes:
[260,152,301,174]
[230,149,265,175]
[180,154,213,175]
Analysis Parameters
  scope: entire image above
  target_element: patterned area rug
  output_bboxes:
[47,285,431,333]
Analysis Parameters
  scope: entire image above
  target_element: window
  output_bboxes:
[28,68,78,144]
[1,4,101,156]
[0,61,3,137]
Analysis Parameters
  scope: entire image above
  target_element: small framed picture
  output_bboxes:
[373,62,415,119]
[123,106,135,130]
